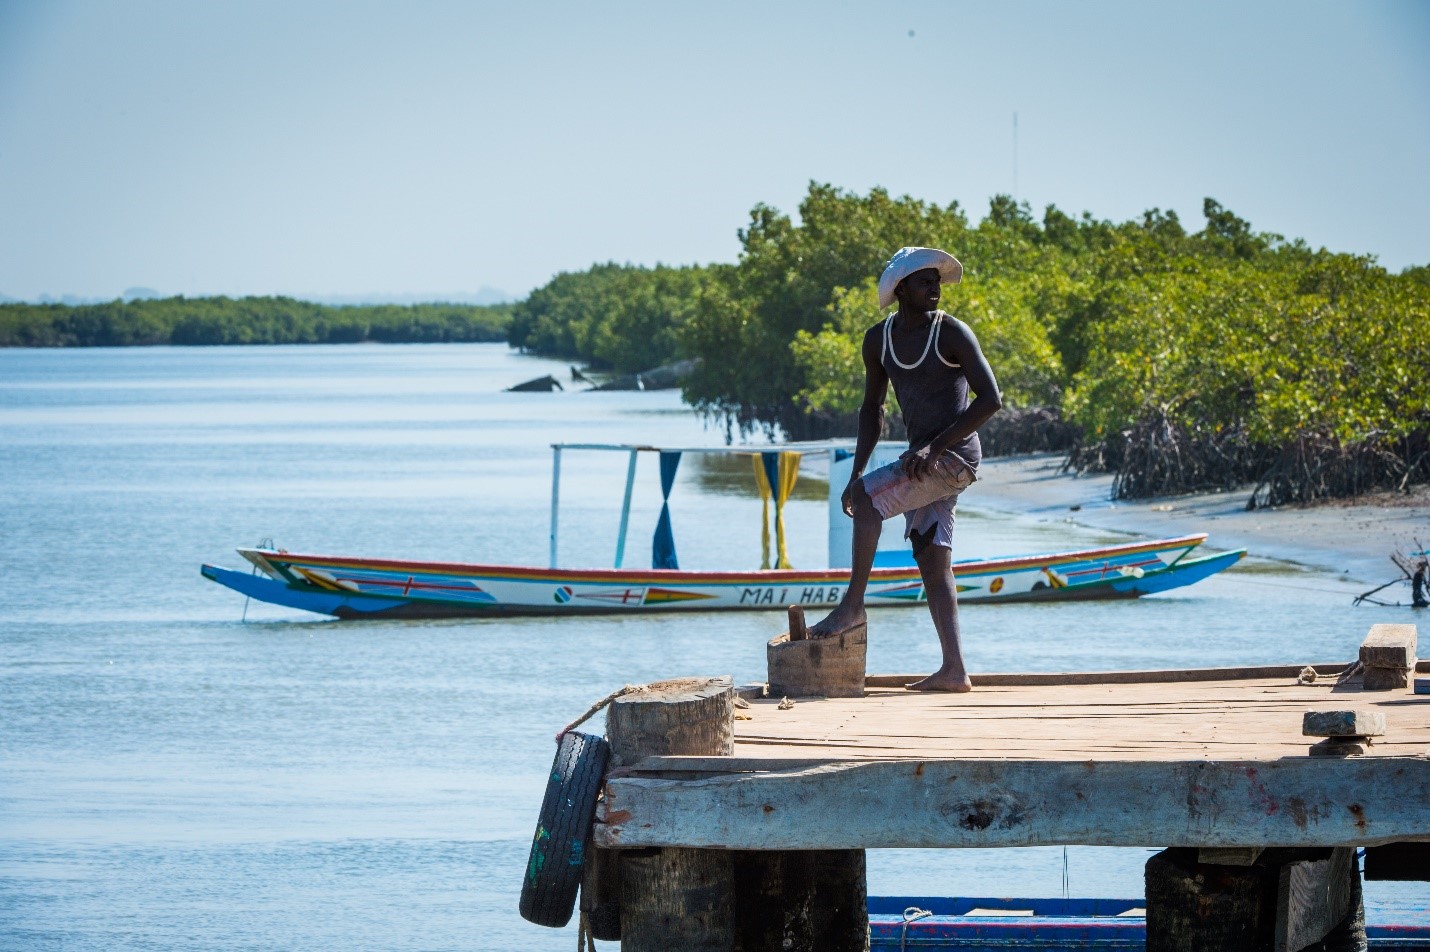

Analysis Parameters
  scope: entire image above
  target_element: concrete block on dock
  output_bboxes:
[1361,624,1417,669]
[1360,623,1416,691]
[1302,709,1386,738]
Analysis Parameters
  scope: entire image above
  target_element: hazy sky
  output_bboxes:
[1,0,1427,302]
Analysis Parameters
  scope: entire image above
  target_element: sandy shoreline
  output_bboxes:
[966,453,1429,587]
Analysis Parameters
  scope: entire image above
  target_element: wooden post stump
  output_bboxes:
[767,607,866,699]
[736,616,868,950]
[732,849,867,952]
[607,676,734,766]
[1146,846,1364,952]
[580,844,623,941]
[622,846,734,952]
[606,677,736,952]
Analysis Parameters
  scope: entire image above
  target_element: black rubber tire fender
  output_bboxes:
[519,731,611,928]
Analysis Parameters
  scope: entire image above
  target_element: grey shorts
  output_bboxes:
[860,449,977,550]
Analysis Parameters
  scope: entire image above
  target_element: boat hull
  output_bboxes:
[866,896,1428,950]
[202,535,1244,620]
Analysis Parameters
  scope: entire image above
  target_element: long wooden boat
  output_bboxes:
[867,896,1429,949]
[202,442,1245,620]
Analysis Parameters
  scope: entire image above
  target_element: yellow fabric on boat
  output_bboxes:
[753,451,802,569]
[774,452,799,569]
[753,455,774,569]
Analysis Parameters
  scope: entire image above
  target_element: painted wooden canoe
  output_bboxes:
[202,442,1244,620]
[201,534,1243,620]
[867,896,1429,949]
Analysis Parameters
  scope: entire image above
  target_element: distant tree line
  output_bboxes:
[508,184,1430,506]
[507,262,709,374]
[7,184,1427,505]
[0,297,513,347]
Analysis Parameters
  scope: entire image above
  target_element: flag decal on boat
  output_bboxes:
[575,588,648,605]
[870,582,923,601]
[643,588,715,604]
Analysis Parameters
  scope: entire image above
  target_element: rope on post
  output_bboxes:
[900,906,932,951]
[1337,661,1364,685]
[555,684,642,742]
[576,909,595,952]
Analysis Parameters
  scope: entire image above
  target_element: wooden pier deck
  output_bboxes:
[528,623,1427,949]
[598,659,1430,852]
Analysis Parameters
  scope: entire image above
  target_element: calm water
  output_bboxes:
[1,343,1422,950]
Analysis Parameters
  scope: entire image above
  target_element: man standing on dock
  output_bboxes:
[808,246,1002,691]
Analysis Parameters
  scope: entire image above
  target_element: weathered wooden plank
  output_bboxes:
[1146,847,1271,951]
[1274,847,1354,952]
[597,756,1430,850]
[1198,847,1265,866]
[1302,710,1386,737]
[863,663,1359,688]
[1363,842,1430,881]
[1360,623,1417,670]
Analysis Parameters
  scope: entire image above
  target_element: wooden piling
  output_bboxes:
[732,623,870,951]
[621,846,734,952]
[1145,846,1364,952]
[732,850,867,952]
[605,677,736,952]
[607,676,734,765]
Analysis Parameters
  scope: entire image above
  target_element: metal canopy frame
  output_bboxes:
[545,441,881,570]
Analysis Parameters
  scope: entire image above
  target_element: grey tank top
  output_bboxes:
[880,312,982,468]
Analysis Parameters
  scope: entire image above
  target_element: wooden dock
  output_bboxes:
[526,623,1427,950]
[599,660,1430,852]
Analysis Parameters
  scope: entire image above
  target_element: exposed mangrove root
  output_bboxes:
[979,406,1077,456]
[1067,412,1430,507]
[1247,430,1430,508]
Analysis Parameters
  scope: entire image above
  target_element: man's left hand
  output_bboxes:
[900,446,935,480]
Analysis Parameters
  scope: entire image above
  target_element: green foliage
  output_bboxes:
[0,297,512,347]
[682,184,975,437]
[507,262,705,374]
[1061,249,1430,448]
[22,180,1423,502]
[676,180,1428,499]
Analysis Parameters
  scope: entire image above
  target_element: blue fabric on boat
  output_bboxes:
[760,451,780,496]
[653,451,681,569]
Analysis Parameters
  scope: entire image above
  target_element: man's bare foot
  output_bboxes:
[806,606,867,639]
[905,670,973,692]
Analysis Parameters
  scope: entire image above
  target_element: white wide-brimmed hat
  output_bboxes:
[877,246,963,309]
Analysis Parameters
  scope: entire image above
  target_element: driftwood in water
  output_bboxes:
[505,374,563,392]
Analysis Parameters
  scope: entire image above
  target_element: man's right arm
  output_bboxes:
[842,325,888,515]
